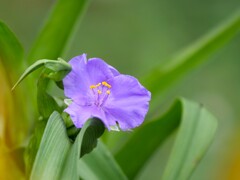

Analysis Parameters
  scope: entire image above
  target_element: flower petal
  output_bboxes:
[89,108,116,130]
[63,55,119,104]
[69,53,87,72]
[65,102,115,130]
[64,102,92,128]
[63,54,151,131]
[63,54,91,104]
[108,64,120,76]
[87,58,117,84]
[104,75,151,130]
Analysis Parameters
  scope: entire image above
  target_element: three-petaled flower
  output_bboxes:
[63,54,151,131]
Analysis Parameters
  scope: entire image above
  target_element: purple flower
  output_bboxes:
[63,54,151,131]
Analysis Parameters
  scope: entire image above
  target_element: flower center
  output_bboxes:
[89,81,111,107]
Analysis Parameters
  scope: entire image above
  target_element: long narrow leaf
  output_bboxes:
[0,21,24,79]
[60,118,105,179]
[0,22,30,148]
[29,115,108,180]
[27,0,89,63]
[30,112,71,180]
[115,98,181,179]
[24,120,47,177]
[26,0,90,127]
[143,10,240,97]
[115,97,217,179]
[111,12,239,170]
[162,99,217,180]
[78,141,128,180]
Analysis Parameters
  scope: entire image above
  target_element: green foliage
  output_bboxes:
[144,10,240,99]
[112,11,240,179]
[27,0,89,123]
[12,0,91,176]
[114,99,181,179]
[0,22,30,147]
[79,118,105,157]
[11,58,71,119]
[0,21,24,79]
[162,99,217,180]
[30,112,70,180]
[78,142,127,180]
[37,69,62,119]
[115,98,217,179]
[27,0,89,63]
[24,120,47,176]
[2,0,240,179]
[61,118,105,179]
[12,58,71,90]
[30,112,118,180]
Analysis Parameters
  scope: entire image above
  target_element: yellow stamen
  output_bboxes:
[102,81,111,88]
[102,81,106,85]
[106,90,111,95]
[96,83,101,87]
[90,85,96,89]
[97,90,102,94]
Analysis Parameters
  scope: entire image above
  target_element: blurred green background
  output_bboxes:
[0,0,240,179]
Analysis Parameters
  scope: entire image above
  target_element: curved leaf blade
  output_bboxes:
[115,97,217,179]
[162,99,217,180]
[30,112,71,180]
[60,118,105,179]
[115,98,181,179]
[24,120,47,177]
[78,141,128,180]
[12,59,71,90]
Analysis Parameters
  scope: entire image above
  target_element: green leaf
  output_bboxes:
[37,69,62,119]
[143,10,240,97]
[27,0,89,63]
[0,21,24,79]
[78,141,128,180]
[115,97,217,179]
[29,113,125,180]
[30,111,71,180]
[34,60,70,120]
[24,120,47,176]
[11,58,71,90]
[162,99,217,180]
[0,21,31,148]
[115,98,181,179]
[60,118,105,179]
[80,118,105,157]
